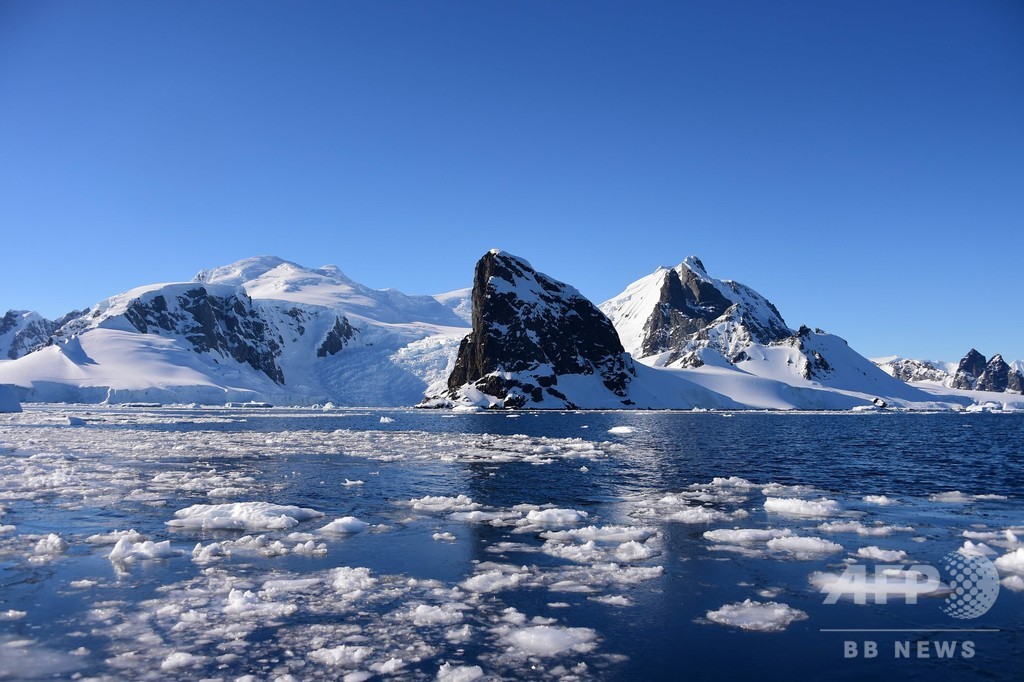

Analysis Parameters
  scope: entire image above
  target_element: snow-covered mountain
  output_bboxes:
[434,250,639,409]
[598,257,947,407]
[1,252,1019,410]
[0,257,471,405]
[875,350,1023,395]
[601,256,790,367]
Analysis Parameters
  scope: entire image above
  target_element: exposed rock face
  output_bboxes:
[876,357,950,383]
[316,316,358,357]
[0,309,85,359]
[951,349,987,390]
[602,256,791,366]
[119,286,286,384]
[443,250,636,408]
[947,350,1024,393]
[976,354,1012,393]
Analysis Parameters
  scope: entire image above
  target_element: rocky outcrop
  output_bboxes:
[876,358,950,383]
[975,355,1016,393]
[316,316,358,357]
[117,286,285,384]
[951,349,987,390]
[602,256,791,366]
[442,250,636,408]
[949,350,1023,393]
[0,309,85,359]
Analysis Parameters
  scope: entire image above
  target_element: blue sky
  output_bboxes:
[1,1,1021,361]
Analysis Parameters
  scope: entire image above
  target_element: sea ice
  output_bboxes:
[855,546,907,562]
[705,599,808,632]
[607,426,635,435]
[994,548,1024,576]
[524,508,589,528]
[766,536,843,557]
[436,662,485,682]
[319,517,370,534]
[408,495,481,513]
[502,624,597,656]
[108,539,182,563]
[764,497,840,517]
[167,502,324,531]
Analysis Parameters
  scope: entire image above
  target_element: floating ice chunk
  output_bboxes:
[406,603,465,626]
[85,529,148,544]
[0,610,26,620]
[960,541,998,557]
[766,536,843,557]
[928,491,1008,504]
[705,599,808,632]
[607,426,635,435]
[962,530,1000,541]
[167,502,324,531]
[450,510,517,523]
[436,662,484,682]
[1001,575,1024,592]
[764,497,840,517]
[710,476,756,489]
[863,495,896,506]
[108,538,181,563]
[433,532,456,541]
[502,624,597,656]
[66,416,87,426]
[994,548,1024,576]
[332,566,377,600]
[541,525,656,544]
[161,652,201,670]
[703,528,792,544]
[856,546,907,562]
[816,521,913,537]
[408,495,480,513]
[0,525,14,534]
[222,588,297,618]
[343,479,365,487]
[379,416,395,423]
[31,533,68,561]
[666,507,732,524]
[589,594,632,606]
[460,569,525,593]
[309,645,373,667]
[614,540,659,562]
[524,508,589,528]
[370,658,406,674]
[319,517,370,534]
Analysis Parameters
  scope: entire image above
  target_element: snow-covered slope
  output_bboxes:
[600,258,952,408]
[0,257,471,405]
[0,252,1015,410]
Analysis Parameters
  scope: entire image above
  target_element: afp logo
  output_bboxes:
[820,549,1000,619]
[940,551,1000,619]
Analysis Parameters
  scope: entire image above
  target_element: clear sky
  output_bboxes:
[1,0,1022,362]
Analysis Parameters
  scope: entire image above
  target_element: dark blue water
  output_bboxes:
[0,407,1021,681]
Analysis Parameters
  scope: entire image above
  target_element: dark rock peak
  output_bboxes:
[951,349,988,390]
[122,286,285,384]
[975,354,1013,393]
[445,250,635,408]
[317,316,359,358]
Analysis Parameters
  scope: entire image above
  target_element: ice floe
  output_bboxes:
[705,599,808,632]
[167,502,325,531]
[764,497,840,517]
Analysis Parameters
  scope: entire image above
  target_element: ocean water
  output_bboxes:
[0,406,1021,681]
